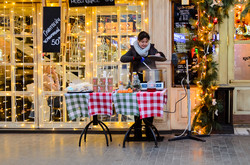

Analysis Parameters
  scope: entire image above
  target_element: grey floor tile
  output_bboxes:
[1,134,250,165]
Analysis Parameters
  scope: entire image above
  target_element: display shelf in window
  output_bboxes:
[97,15,118,34]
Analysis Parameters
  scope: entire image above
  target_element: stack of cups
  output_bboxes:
[92,77,98,92]
[99,78,106,92]
[92,77,113,93]
[107,77,113,92]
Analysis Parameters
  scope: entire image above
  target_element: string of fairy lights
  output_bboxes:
[0,0,147,129]
[190,0,249,135]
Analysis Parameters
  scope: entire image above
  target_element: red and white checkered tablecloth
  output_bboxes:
[88,92,113,116]
[136,89,167,119]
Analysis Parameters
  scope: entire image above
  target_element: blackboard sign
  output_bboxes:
[69,0,115,7]
[173,3,198,86]
[43,7,61,53]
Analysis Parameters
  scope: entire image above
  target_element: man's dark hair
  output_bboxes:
[137,31,150,41]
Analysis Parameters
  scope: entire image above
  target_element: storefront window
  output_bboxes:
[234,3,250,40]
[0,0,147,128]
[0,3,36,126]
[234,44,250,80]
[233,1,250,80]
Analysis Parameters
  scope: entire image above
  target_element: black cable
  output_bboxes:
[164,78,187,113]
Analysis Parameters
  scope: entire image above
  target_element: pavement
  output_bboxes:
[0,133,250,165]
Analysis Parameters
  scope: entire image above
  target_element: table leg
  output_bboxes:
[147,125,158,148]
[98,121,109,146]
[123,123,135,148]
[79,120,94,147]
[99,121,112,142]
[151,125,160,138]
[84,121,95,143]
[143,119,160,139]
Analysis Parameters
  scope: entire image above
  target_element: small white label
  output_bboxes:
[182,0,189,5]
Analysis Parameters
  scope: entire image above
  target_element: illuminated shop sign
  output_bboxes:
[69,0,115,7]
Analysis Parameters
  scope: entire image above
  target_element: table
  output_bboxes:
[65,89,167,148]
[64,92,113,146]
[113,89,167,148]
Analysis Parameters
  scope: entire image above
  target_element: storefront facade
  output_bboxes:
[0,0,249,130]
[0,0,173,129]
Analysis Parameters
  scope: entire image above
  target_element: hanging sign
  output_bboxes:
[43,7,61,53]
[69,0,115,7]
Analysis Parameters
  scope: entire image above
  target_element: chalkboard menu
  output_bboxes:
[174,3,197,53]
[69,0,115,7]
[173,3,198,85]
[43,7,61,53]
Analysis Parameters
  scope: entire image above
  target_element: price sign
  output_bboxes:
[43,7,61,53]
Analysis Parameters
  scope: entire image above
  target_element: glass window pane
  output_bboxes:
[66,36,86,62]
[14,37,34,63]
[234,3,250,41]
[97,14,117,34]
[68,15,85,34]
[43,52,63,63]
[66,65,85,83]
[120,6,141,33]
[121,35,136,54]
[0,8,10,35]
[43,95,63,122]
[0,96,11,121]
[234,44,250,80]
[0,36,11,63]
[0,66,11,91]
[97,36,118,62]
[66,8,86,63]
[15,96,34,122]
[43,65,63,91]
[14,9,33,35]
[15,66,34,91]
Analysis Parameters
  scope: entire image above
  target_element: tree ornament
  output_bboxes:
[245,25,250,36]
[210,0,223,7]
[208,23,214,29]
[215,109,218,116]
[213,17,218,24]
[212,99,217,105]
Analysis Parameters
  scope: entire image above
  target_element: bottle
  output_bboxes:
[132,72,140,91]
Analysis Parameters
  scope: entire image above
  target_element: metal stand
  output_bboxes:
[79,115,112,147]
[168,56,205,142]
[123,118,163,148]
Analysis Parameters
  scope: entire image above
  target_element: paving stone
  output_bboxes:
[1,134,250,165]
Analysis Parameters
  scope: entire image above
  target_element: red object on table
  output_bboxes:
[88,93,113,116]
[136,89,167,119]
